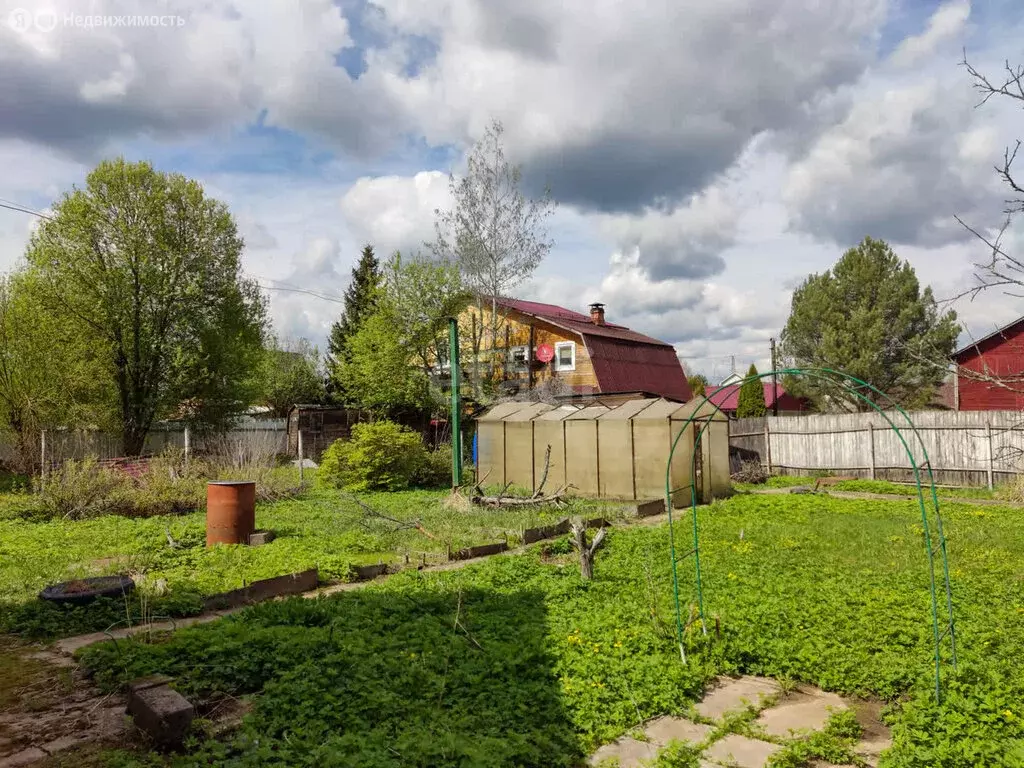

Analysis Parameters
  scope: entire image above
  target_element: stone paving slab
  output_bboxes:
[705,733,782,768]
[586,680,892,768]
[589,736,658,767]
[644,716,713,748]
[755,687,847,737]
[695,676,780,720]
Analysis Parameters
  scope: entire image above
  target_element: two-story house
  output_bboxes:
[459,298,692,401]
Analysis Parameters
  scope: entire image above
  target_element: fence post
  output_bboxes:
[763,419,772,474]
[183,426,191,473]
[298,429,305,485]
[868,423,875,480]
[40,429,47,491]
[986,422,994,491]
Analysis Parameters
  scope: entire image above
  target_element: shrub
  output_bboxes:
[26,449,306,521]
[414,444,453,489]
[318,421,429,492]
[33,459,132,519]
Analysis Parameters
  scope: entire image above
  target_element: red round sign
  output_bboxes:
[536,343,555,363]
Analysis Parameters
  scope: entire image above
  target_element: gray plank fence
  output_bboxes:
[32,418,288,471]
[730,411,1024,488]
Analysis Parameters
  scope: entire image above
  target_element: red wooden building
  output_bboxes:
[952,317,1024,410]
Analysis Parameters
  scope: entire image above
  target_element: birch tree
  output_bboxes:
[430,120,555,388]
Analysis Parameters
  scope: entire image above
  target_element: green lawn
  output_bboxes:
[0,487,620,638]
[75,493,1024,767]
[734,475,1001,501]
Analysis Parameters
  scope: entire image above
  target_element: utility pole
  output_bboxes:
[769,337,779,417]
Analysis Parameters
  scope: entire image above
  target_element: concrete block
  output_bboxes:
[128,674,174,694]
[127,684,195,750]
[248,530,276,546]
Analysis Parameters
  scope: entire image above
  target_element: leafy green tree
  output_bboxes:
[336,252,467,417]
[260,338,326,418]
[23,158,268,454]
[328,244,380,367]
[383,252,468,375]
[687,374,709,397]
[736,364,767,417]
[0,274,104,470]
[338,309,437,416]
[780,237,960,410]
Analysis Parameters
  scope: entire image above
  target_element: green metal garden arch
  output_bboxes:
[664,368,956,702]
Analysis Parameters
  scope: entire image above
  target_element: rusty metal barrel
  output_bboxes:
[206,481,256,547]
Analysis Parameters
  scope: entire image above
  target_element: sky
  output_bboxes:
[0,0,1022,383]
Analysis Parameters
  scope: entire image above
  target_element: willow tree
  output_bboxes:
[24,158,268,454]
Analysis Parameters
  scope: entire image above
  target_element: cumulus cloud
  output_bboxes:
[890,1,971,69]
[0,0,411,156]
[267,237,348,344]
[783,77,1003,248]
[598,186,737,281]
[373,0,887,212]
[338,170,450,257]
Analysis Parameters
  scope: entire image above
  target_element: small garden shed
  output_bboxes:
[475,398,729,504]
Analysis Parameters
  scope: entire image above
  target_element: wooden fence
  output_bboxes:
[730,410,1024,488]
[32,418,289,472]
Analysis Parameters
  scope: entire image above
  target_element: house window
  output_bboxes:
[555,341,576,372]
[509,345,529,372]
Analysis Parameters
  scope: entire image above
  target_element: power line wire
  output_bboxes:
[0,199,52,220]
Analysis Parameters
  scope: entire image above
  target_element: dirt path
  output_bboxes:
[0,639,130,766]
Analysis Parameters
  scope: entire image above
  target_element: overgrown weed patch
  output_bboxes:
[73,494,1024,766]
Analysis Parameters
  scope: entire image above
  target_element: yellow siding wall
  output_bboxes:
[459,305,599,392]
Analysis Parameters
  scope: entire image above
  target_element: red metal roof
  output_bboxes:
[495,298,677,346]
[706,382,791,410]
[495,297,692,401]
[584,336,692,401]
